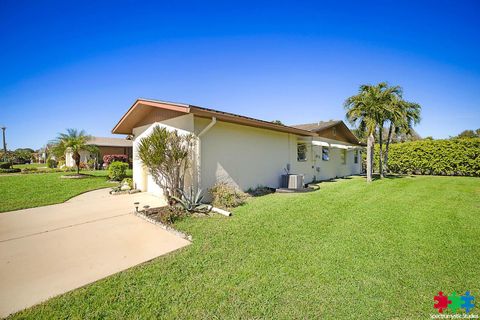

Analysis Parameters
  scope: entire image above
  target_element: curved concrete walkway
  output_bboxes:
[0,189,190,317]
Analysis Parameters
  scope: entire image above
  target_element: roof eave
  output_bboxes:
[112,98,316,137]
[111,99,190,134]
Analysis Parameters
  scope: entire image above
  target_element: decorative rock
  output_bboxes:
[120,184,131,191]
[134,211,193,241]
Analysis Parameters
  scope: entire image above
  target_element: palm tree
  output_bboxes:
[384,99,421,172]
[344,82,401,181]
[51,129,96,174]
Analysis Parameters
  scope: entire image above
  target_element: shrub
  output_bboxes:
[103,154,128,166]
[108,161,128,181]
[246,185,275,197]
[375,138,480,176]
[172,188,210,214]
[87,159,96,170]
[122,178,133,189]
[21,167,38,173]
[158,206,185,225]
[0,168,21,173]
[0,162,12,169]
[137,126,195,201]
[210,182,248,209]
[46,158,57,168]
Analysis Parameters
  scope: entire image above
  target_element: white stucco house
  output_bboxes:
[112,98,363,197]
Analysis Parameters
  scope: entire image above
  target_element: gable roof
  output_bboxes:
[291,120,342,132]
[292,121,360,145]
[87,136,132,147]
[112,98,316,137]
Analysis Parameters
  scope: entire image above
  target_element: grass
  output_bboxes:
[0,170,127,212]
[12,163,47,169]
[9,175,480,318]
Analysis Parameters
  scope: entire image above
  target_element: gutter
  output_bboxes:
[198,117,217,137]
[196,117,217,190]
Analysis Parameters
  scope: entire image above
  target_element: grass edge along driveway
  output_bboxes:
[8,175,480,319]
[0,172,115,213]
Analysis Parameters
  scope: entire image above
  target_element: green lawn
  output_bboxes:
[12,163,47,169]
[0,171,117,212]
[9,176,480,319]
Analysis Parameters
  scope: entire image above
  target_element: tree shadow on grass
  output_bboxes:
[371,174,415,181]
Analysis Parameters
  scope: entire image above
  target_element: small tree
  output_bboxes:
[137,126,195,201]
[51,129,97,174]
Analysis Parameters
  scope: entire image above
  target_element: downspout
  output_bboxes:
[196,117,217,190]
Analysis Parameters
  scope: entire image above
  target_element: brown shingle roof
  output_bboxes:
[111,98,361,145]
[291,120,342,132]
[87,137,132,147]
[112,98,315,137]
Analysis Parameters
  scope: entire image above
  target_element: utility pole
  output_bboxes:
[1,126,6,162]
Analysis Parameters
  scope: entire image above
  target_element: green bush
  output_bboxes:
[0,162,12,169]
[21,167,38,173]
[210,182,248,209]
[0,168,21,173]
[158,206,185,225]
[376,138,480,176]
[246,185,275,197]
[87,159,96,170]
[121,178,133,189]
[46,158,57,168]
[108,161,129,181]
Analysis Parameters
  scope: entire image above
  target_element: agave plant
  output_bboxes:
[171,188,211,214]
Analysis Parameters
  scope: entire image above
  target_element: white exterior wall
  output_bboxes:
[132,114,194,197]
[196,117,361,192]
[311,137,362,181]
[131,114,362,200]
[65,150,91,167]
[196,117,292,191]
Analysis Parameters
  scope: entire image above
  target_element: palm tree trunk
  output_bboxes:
[366,133,374,183]
[73,151,81,175]
[384,124,394,173]
[378,128,384,178]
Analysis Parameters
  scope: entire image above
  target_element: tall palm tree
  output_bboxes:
[384,99,421,172]
[51,129,96,174]
[344,82,401,181]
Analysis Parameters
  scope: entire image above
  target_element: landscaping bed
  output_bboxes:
[135,206,193,241]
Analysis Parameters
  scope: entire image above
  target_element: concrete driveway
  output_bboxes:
[0,189,190,317]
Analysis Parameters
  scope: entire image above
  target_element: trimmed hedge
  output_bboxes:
[376,138,480,176]
[0,162,12,169]
[0,168,21,173]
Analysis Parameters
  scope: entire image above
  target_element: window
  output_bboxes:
[341,149,347,165]
[297,143,307,161]
[332,127,337,136]
[322,147,329,161]
[354,150,359,164]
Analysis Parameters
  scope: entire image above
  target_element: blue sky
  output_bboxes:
[1,0,479,150]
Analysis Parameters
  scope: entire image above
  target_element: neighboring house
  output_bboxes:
[37,144,55,163]
[65,136,133,168]
[112,98,362,196]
